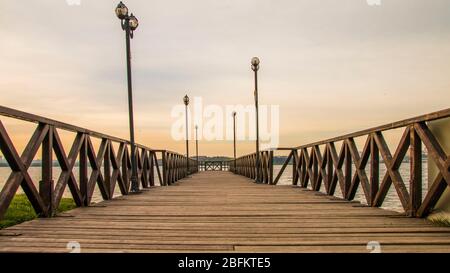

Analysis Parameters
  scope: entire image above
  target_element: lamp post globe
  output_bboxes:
[251,57,260,71]
[115,2,128,19]
[128,13,139,30]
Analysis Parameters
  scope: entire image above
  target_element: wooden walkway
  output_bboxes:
[1,171,450,253]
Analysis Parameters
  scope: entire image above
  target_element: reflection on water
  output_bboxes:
[0,162,428,212]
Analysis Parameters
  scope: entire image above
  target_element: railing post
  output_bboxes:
[167,153,171,184]
[171,152,174,185]
[261,152,266,183]
[292,149,297,186]
[310,147,316,189]
[79,134,88,206]
[269,150,274,184]
[178,155,180,180]
[253,154,256,179]
[172,153,175,183]
[39,124,54,216]
[245,157,247,176]
[166,153,170,184]
[251,155,253,178]
[409,126,422,217]
[173,154,177,182]
[344,142,352,199]
[121,144,130,197]
[142,149,149,188]
[170,153,174,183]
[105,140,112,197]
[149,151,155,187]
[136,148,144,188]
[162,151,167,186]
[326,147,332,190]
[370,134,379,206]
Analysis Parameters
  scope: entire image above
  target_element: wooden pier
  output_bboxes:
[1,171,450,253]
[1,106,450,253]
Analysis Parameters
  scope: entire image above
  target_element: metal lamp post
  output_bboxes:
[251,57,261,183]
[183,95,190,176]
[232,111,237,174]
[115,2,140,192]
[195,125,199,171]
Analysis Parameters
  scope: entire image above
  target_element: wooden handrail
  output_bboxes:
[0,105,130,145]
[294,108,450,149]
[199,161,230,171]
[232,108,450,218]
[0,105,198,220]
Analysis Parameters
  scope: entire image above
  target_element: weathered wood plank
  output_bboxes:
[1,171,449,253]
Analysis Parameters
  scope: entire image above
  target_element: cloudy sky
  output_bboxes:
[1,0,450,156]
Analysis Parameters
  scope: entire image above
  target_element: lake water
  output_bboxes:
[0,162,428,213]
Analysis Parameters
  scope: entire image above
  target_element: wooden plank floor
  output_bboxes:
[1,171,450,253]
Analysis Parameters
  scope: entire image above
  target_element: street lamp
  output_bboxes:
[251,57,261,183]
[183,95,190,176]
[115,1,140,193]
[232,111,237,174]
[195,125,199,171]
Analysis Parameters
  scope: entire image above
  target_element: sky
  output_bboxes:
[1,0,450,157]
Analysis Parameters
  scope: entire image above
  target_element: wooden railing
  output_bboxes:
[232,109,450,218]
[0,105,197,220]
[199,161,230,171]
[155,150,198,185]
[231,150,275,184]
